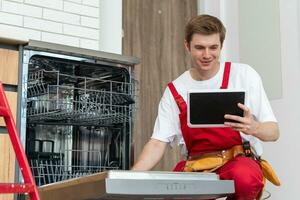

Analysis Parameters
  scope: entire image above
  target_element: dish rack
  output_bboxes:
[26,69,135,126]
[25,68,135,186]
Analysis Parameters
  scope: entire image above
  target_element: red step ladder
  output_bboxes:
[0,82,40,200]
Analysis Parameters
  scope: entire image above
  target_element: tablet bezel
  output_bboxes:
[187,89,246,128]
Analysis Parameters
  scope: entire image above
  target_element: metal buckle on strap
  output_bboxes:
[243,141,252,157]
[217,150,227,159]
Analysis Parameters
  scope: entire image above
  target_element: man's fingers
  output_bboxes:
[237,103,251,116]
[224,121,250,132]
[224,114,246,123]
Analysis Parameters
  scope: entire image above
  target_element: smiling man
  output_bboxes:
[132,14,279,200]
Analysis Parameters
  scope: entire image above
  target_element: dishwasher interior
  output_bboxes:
[23,51,136,186]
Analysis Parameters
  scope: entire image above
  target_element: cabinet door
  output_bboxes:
[0,48,19,85]
[0,134,16,200]
[0,92,17,126]
[0,92,17,200]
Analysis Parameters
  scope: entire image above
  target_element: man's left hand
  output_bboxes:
[224,103,260,136]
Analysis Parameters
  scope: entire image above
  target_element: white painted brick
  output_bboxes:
[43,8,80,25]
[21,27,41,40]
[80,38,98,50]
[0,11,23,26]
[24,17,63,33]
[8,0,23,3]
[64,1,98,17]
[63,24,98,40]
[2,0,42,18]
[42,32,79,47]
[82,0,99,7]
[81,16,98,28]
[65,0,81,4]
[0,24,41,40]
[25,0,63,10]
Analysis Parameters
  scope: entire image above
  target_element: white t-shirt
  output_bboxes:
[151,62,277,156]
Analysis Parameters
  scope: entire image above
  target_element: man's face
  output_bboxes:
[185,33,222,72]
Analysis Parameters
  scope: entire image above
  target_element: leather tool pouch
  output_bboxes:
[184,156,223,172]
[260,159,281,186]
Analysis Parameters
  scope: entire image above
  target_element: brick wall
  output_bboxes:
[0,0,100,50]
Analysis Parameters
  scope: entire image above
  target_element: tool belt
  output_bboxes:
[183,143,281,186]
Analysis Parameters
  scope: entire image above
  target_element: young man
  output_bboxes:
[132,14,280,200]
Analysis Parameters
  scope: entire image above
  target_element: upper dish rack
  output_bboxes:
[26,70,135,126]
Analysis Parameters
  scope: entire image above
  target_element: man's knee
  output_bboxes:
[230,159,264,199]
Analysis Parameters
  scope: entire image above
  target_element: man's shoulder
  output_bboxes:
[230,62,259,77]
[168,70,190,88]
[163,70,189,99]
[231,62,251,69]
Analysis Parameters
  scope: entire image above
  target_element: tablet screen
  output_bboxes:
[188,90,245,127]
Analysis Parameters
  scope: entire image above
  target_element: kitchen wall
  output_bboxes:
[1,0,299,198]
[0,0,100,50]
[198,0,300,199]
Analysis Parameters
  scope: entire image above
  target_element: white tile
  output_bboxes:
[63,24,99,40]
[42,32,80,47]
[64,1,98,17]
[25,0,63,10]
[2,0,42,17]
[0,11,23,26]
[81,16,98,28]
[82,0,98,7]
[80,38,98,50]
[24,16,63,33]
[43,8,80,25]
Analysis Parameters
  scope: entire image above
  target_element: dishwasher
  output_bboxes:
[19,41,234,199]
[19,40,139,186]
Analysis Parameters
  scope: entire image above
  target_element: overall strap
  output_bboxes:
[168,82,190,152]
[167,82,187,112]
[220,62,231,89]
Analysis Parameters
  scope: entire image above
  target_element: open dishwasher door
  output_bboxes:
[37,170,234,200]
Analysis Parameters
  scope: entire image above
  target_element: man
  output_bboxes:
[132,14,279,200]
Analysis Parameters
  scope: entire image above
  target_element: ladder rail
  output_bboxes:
[0,82,40,200]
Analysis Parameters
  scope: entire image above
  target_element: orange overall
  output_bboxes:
[170,62,264,200]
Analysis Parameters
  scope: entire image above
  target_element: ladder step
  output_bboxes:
[0,183,35,194]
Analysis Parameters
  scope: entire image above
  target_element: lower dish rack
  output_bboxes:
[27,126,125,186]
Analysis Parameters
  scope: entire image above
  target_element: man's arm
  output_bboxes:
[131,138,167,171]
[224,103,280,142]
[251,121,279,142]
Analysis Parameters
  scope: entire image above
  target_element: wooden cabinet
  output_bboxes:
[0,91,17,126]
[0,47,19,200]
[123,0,197,170]
[0,134,16,200]
[0,48,19,85]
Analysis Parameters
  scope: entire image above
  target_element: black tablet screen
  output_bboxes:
[189,91,245,125]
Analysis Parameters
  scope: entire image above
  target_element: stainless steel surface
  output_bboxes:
[25,40,140,65]
[103,170,234,199]
[38,170,235,200]
[107,170,219,180]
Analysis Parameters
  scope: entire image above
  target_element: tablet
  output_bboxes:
[187,89,245,127]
